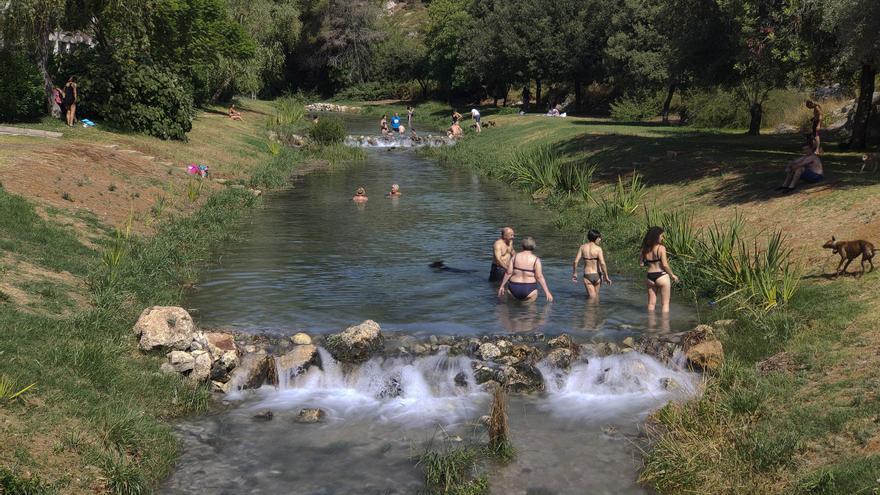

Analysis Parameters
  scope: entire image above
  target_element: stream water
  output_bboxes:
[166,115,702,494]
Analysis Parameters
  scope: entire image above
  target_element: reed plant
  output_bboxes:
[271,95,305,128]
[185,179,203,203]
[266,139,282,156]
[101,213,132,287]
[504,144,559,196]
[557,162,596,202]
[417,440,488,495]
[0,375,36,402]
[602,172,647,217]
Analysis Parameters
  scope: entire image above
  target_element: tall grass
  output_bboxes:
[500,145,595,200]
[601,172,647,217]
[271,95,305,128]
[417,439,489,495]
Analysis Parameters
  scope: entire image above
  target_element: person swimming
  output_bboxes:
[386,183,402,197]
[640,226,679,313]
[572,229,612,298]
[352,187,368,202]
[498,236,553,302]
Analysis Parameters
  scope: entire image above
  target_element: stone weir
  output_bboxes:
[133,306,728,396]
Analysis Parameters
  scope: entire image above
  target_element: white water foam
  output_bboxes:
[244,348,699,428]
[344,135,456,148]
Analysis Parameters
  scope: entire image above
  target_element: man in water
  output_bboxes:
[386,183,402,197]
[448,122,463,138]
[471,108,481,133]
[391,112,402,133]
[490,227,515,283]
[777,140,823,194]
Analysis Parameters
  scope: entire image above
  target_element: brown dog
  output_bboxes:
[823,236,875,277]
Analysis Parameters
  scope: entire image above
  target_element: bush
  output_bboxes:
[679,89,747,128]
[105,64,194,140]
[0,50,45,122]
[610,91,664,122]
[333,82,397,102]
[307,117,346,145]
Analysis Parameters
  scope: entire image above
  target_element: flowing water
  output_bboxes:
[166,115,702,494]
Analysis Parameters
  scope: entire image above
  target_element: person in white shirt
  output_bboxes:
[470,108,481,133]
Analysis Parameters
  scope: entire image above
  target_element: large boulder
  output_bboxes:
[134,306,196,351]
[324,320,384,364]
[686,340,724,371]
[502,363,544,393]
[545,348,573,370]
[478,343,501,360]
[276,345,319,382]
[228,351,276,390]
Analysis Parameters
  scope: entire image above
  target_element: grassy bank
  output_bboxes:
[435,115,880,493]
[0,99,363,493]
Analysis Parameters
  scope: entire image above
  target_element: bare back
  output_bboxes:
[493,238,514,267]
[509,252,539,284]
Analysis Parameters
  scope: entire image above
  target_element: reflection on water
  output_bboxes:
[186,148,696,337]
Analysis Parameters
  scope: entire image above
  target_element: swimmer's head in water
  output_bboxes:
[521,236,536,251]
[501,227,514,242]
[355,187,366,196]
[587,229,601,242]
[391,184,400,192]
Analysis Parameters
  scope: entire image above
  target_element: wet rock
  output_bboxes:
[503,363,544,393]
[622,337,635,348]
[324,320,385,364]
[210,360,233,383]
[548,334,573,349]
[378,376,402,398]
[134,306,196,351]
[167,350,195,373]
[229,351,274,390]
[479,415,491,426]
[190,350,213,382]
[636,337,675,363]
[211,380,231,394]
[253,410,274,421]
[495,340,512,353]
[509,344,542,364]
[686,340,724,371]
[546,348,573,370]
[478,343,501,360]
[682,324,715,351]
[413,343,431,355]
[296,408,326,423]
[480,380,501,393]
[472,363,501,384]
[496,356,520,366]
[454,371,469,387]
[291,332,312,345]
[277,345,318,376]
[660,377,681,391]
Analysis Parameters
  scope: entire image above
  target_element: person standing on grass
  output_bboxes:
[806,100,822,153]
[64,76,78,127]
[52,86,64,119]
[572,229,612,299]
[640,226,679,313]
[471,108,482,132]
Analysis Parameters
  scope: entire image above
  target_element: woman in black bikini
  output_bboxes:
[640,226,679,313]
[498,236,553,303]
[572,229,612,299]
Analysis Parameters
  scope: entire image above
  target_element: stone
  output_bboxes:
[253,410,274,421]
[228,351,275,390]
[503,363,544,393]
[167,350,195,373]
[660,377,681,391]
[548,334,573,349]
[134,306,196,351]
[211,380,231,394]
[324,320,384,364]
[454,371,469,387]
[190,350,213,382]
[509,344,542,364]
[205,332,236,355]
[291,332,312,345]
[159,363,177,374]
[478,343,501,360]
[622,337,635,348]
[189,332,208,351]
[683,325,715,351]
[686,340,724,371]
[494,340,511,353]
[296,408,326,423]
[472,363,500,384]
[276,345,318,374]
[546,348,573,369]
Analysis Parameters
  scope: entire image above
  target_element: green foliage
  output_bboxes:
[248,149,303,189]
[417,443,488,495]
[307,118,346,145]
[0,375,36,402]
[0,467,57,494]
[426,0,475,94]
[602,173,647,217]
[610,91,664,122]
[0,50,44,122]
[679,88,747,128]
[333,82,402,102]
[105,64,195,140]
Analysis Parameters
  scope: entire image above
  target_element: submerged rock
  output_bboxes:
[253,410,274,421]
[134,306,196,351]
[296,408,326,423]
[503,363,544,393]
[324,320,385,364]
[546,348,573,370]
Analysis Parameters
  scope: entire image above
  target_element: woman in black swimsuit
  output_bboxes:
[498,236,553,303]
[63,76,78,127]
[640,226,679,313]
[572,229,612,299]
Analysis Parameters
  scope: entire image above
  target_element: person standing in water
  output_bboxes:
[407,106,415,130]
[380,114,389,135]
[572,229,612,299]
[391,112,402,133]
[490,227,515,283]
[386,184,402,197]
[498,236,553,302]
[640,226,679,313]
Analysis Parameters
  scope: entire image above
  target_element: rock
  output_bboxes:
[503,363,544,393]
[479,415,491,426]
[211,380,231,393]
[159,363,177,374]
[413,343,431,355]
[204,332,236,354]
[478,343,501,360]
[167,350,195,373]
[682,324,715,351]
[296,408,326,423]
[134,306,196,351]
[472,363,500,384]
[660,377,681,391]
[546,348,573,369]
[324,320,384,364]
[276,345,318,375]
[636,337,675,363]
[291,332,312,345]
[495,340,511,353]
[509,344,542,364]
[454,371,469,387]
[480,380,501,393]
[622,337,635,348]
[548,334,573,349]
[686,340,724,371]
[253,410,274,421]
[190,350,213,382]
[189,332,208,351]
[228,351,275,390]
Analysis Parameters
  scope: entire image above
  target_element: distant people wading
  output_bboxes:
[640,227,679,313]
[64,76,78,127]
[407,106,414,130]
[380,114,389,135]
[490,227,515,282]
[498,236,553,302]
[572,229,612,299]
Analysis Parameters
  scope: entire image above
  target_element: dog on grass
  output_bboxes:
[861,153,879,173]
[822,236,875,277]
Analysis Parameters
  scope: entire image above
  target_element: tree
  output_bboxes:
[319,0,383,89]
[425,0,473,97]
[465,0,519,106]
[819,0,880,149]
[372,21,429,98]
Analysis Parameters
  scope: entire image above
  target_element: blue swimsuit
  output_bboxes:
[507,255,538,300]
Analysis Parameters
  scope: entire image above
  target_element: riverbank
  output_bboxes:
[0,100,361,493]
[432,114,880,493]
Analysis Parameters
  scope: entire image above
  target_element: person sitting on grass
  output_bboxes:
[352,187,368,202]
[777,139,823,194]
[447,122,463,138]
[228,104,243,121]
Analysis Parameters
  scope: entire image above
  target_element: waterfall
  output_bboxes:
[344,135,456,148]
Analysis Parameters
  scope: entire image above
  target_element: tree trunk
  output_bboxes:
[37,22,55,115]
[575,78,583,113]
[536,79,542,111]
[748,102,762,135]
[522,84,530,112]
[502,84,509,107]
[661,79,677,125]
[417,79,428,100]
[849,63,877,150]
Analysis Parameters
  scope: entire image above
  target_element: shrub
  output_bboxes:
[333,82,397,102]
[679,89,747,128]
[105,64,194,140]
[0,50,45,122]
[610,91,664,122]
[307,117,346,145]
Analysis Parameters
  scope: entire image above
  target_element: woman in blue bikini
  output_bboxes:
[640,227,679,313]
[498,237,554,302]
